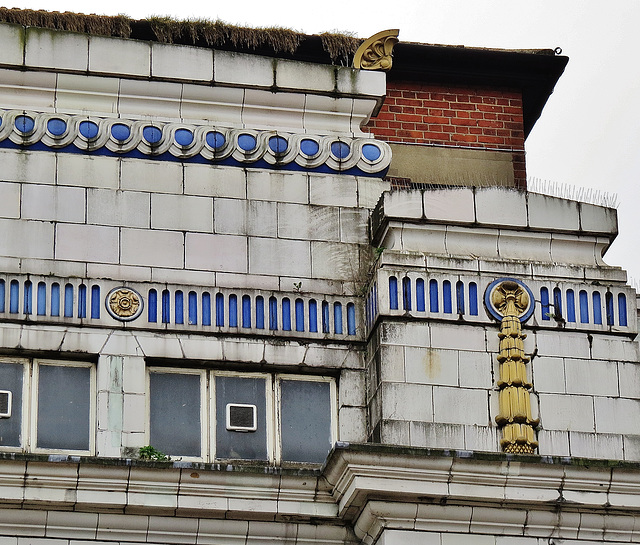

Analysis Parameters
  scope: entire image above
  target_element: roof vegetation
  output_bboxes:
[0,7,361,64]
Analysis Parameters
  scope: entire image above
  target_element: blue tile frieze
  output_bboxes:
[0,110,392,176]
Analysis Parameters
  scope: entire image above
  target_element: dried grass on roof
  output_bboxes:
[0,7,131,37]
[0,7,362,64]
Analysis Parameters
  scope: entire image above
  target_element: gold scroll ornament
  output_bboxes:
[353,29,399,71]
[491,280,539,454]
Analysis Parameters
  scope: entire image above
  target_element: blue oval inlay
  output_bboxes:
[300,138,320,157]
[206,131,225,149]
[15,115,35,134]
[79,120,99,139]
[175,128,194,147]
[268,136,288,154]
[111,123,131,141]
[143,126,163,144]
[331,141,350,159]
[238,133,257,151]
[47,118,67,136]
[362,143,381,161]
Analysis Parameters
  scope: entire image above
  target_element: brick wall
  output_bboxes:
[365,82,527,188]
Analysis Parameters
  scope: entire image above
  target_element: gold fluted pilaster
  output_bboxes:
[492,280,538,454]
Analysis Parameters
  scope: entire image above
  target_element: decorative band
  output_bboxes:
[0,110,392,175]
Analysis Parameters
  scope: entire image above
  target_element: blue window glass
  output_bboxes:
[91,285,100,319]
[605,292,614,326]
[618,293,628,327]
[295,299,304,332]
[416,279,425,312]
[78,284,86,318]
[37,282,47,316]
[553,287,562,319]
[456,281,465,315]
[175,291,184,325]
[51,283,60,317]
[429,280,438,313]
[402,277,412,311]
[242,295,251,328]
[0,280,4,313]
[24,280,32,315]
[188,291,198,325]
[148,289,157,323]
[162,289,170,324]
[540,287,550,321]
[322,301,330,334]
[593,292,602,325]
[579,290,589,323]
[269,296,278,330]
[282,298,291,331]
[64,284,74,318]
[566,289,576,323]
[389,276,398,310]
[229,295,238,327]
[347,303,356,335]
[469,282,478,316]
[202,292,211,326]
[255,296,264,329]
[9,280,19,314]
[443,280,452,314]
[309,299,318,333]
[334,302,343,335]
[216,293,224,327]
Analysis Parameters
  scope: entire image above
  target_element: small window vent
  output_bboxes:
[226,403,257,432]
[0,390,12,418]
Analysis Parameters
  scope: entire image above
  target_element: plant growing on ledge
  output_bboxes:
[138,445,171,461]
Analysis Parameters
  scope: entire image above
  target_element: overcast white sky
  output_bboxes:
[7,0,640,283]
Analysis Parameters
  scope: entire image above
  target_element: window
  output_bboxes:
[147,368,336,464]
[0,358,95,454]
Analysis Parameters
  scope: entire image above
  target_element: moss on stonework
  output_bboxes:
[0,7,362,64]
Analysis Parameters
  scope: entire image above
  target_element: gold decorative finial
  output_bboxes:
[353,29,399,71]
[489,279,539,455]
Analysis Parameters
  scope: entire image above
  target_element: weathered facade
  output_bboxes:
[0,15,639,545]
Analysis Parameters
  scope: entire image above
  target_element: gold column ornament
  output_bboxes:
[353,29,399,71]
[490,280,539,454]
[106,287,143,322]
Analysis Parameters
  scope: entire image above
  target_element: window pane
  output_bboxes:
[280,380,331,463]
[37,364,91,451]
[0,362,23,447]
[149,372,201,457]
[215,376,267,461]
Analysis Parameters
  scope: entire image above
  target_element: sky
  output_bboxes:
[6,0,640,284]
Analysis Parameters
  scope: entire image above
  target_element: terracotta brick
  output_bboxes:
[452,134,477,143]
[396,98,421,107]
[396,113,422,123]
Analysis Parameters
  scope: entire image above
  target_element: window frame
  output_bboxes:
[0,357,96,455]
[146,367,337,464]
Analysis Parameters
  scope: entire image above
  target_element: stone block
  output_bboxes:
[339,369,366,407]
[0,182,21,219]
[0,69,56,112]
[339,208,369,244]
[311,241,360,281]
[618,362,640,399]
[278,203,340,241]
[147,516,198,544]
[22,184,86,223]
[215,198,277,237]
[86,263,151,282]
[121,159,183,194]
[151,193,213,232]
[569,431,623,459]
[55,223,118,264]
[382,382,433,421]
[0,219,54,259]
[0,23,24,66]
[55,73,119,115]
[458,351,493,389]
[464,424,499,452]
[592,335,639,363]
[424,188,475,223]
[247,170,308,204]
[336,66,386,96]
[430,323,486,351]
[339,406,367,442]
[87,189,150,228]
[123,394,146,434]
[594,397,640,434]
[276,58,335,92]
[410,421,465,449]
[538,393,594,432]
[96,513,149,541]
[445,226,499,259]
[197,519,248,545]
[497,230,551,262]
[379,345,406,382]
[57,155,120,189]
[0,509,46,536]
[475,187,527,227]
[527,192,580,231]
[249,237,310,277]
[216,272,279,291]
[564,358,619,396]
[383,190,423,219]
[150,268,214,285]
[622,435,640,462]
[550,234,598,266]
[242,88,305,132]
[185,232,247,273]
[89,35,150,77]
[181,84,244,125]
[380,321,431,348]
[357,177,390,209]
[536,429,570,456]
[380,419,410,445]
[121,228,184,269]
[531,357,565,394]
[0,149,56,186]
[118,78,182,120]
[433,387,489,426]
[309,174,359,207]
[151,42,213,81]
[25,27,88,71]
[535,330,591,358]
[122,356,146,395]
[303,94,353,134]
[214,50,274,87]
[179,337,223,361]
[579,202,617,234]
[405,347,458,386]
[45,510,98,539]
[184,164,246,199]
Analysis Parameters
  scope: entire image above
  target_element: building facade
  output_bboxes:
[0,14,639,545]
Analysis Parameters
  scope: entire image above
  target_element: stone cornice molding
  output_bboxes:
[322,445,640,542]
